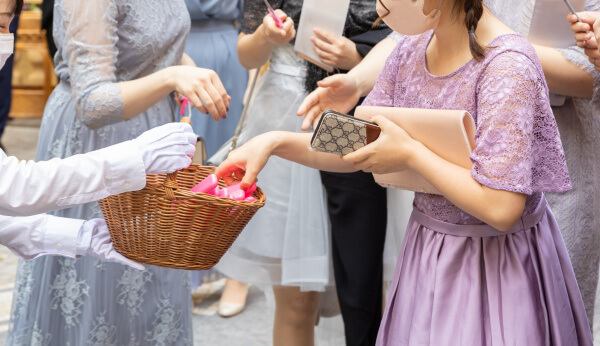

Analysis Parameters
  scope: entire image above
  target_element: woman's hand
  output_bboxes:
[167,66,230,121]
[261,10,295,45]
[569,11,600,70]
[174,54,199,107]
[343,116,418,174]
[297,74,362,131]
[311,28,362,71]
[215,133,280,189]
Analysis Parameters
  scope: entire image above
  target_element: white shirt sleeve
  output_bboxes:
[0,213,85,259]
[0,140,146,217]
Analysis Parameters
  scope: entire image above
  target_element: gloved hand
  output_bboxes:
[76,219,145,270]
[133,123,197,174]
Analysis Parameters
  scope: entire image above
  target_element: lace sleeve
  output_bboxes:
[362,38,406,107]
[554,0,600,107]
[62,0,125,129]
[471,51,571,194]
[240,0,283,34]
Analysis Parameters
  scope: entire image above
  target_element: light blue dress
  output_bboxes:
[7,1,194,345]
[181,0,248,157]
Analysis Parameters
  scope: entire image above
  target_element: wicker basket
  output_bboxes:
[98,164,266,270]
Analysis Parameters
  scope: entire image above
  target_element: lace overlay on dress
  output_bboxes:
[8,1,193,345]
[363,32,570,225]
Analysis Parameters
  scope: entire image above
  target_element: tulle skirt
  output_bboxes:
[213,50,332,292]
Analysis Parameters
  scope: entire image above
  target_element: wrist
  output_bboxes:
[344,71,364,97]
[406,140,427,170]
[256,24,277,48]
[269,131,288,157]
[161,66,177,90]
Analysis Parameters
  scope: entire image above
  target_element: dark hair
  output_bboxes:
[456,0,486,60]
[14,0,22,15]
[375,0,488,60]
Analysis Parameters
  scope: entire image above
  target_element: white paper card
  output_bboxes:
[520,0,585,48]
[294,0,350,72]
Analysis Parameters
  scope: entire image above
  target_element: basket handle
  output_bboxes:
[162,117,194,200]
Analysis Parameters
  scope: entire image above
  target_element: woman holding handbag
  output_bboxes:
[217,0,592,344]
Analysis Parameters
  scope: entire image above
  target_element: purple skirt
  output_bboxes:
[377,197,592,345]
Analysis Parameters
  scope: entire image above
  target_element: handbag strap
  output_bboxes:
[229,68,260,153]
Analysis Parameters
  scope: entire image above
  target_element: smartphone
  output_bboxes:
[310,110,381,156]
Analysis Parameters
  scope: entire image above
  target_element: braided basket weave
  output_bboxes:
[98,164,266,270]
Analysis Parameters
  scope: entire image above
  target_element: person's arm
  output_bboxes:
[533,44,594,98]
[0,123,195,217]
[63,0,229,125]
[0,214,143,269]
[346,52,561,231]
[237,9,295,69]
[218,38,405,186]
[216,131,355,188]
[297,36,399,130]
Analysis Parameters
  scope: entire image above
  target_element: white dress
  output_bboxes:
[214,44,333,291]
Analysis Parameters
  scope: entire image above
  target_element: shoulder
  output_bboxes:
[484,34,542,75]
[477,34,546,88]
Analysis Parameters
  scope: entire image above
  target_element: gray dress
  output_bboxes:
[7,1,193,345]
[485,0,600,334]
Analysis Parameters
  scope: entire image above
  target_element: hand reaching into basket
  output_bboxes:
[133,123,197,175]
[76,219,145,270]
[215,133,275,189]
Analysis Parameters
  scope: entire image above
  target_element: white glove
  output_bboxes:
[76,219,145,270]
[133,123,197,175]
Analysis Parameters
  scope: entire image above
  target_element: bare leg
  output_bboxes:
[273,286,320,346]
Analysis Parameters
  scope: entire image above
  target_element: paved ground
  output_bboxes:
[0,118,344,346]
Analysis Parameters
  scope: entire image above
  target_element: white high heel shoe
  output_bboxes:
[218,278,249,318]
[218,301,246,317]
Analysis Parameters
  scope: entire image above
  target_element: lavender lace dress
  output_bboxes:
[368,32,591,345]
[486,0,600,334]
[7,1,193,345]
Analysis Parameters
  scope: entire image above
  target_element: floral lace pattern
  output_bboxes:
[363,32,570,225]
[49,258,90,328]
[87,313,117,346]
[484,0,600,328]
[144,297,186,345]
[8,1,193,345]
[116,267,154,316]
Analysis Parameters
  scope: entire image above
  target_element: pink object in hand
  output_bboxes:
[191,174,219,193]
[245,183,257,196]
[230,190,246,201]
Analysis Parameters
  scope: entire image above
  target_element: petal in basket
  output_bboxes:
[97,164,266,270]
[190,174,258,201]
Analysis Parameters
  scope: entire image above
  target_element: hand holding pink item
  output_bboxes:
[190,174,257,201]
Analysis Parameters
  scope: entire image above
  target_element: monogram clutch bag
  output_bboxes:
[310,110,381,156]
[354,106,476,195]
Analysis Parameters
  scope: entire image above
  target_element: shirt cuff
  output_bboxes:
[42,215,86,258]
[100,140,147,195]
